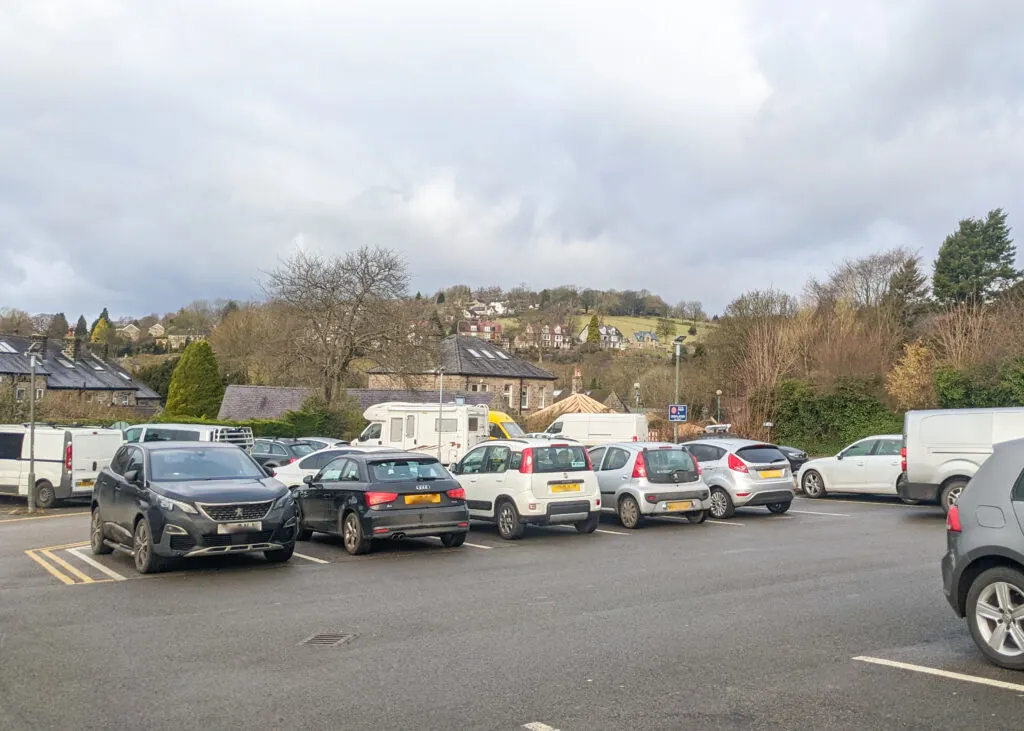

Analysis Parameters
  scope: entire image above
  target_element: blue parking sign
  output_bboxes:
[668,404,688,423]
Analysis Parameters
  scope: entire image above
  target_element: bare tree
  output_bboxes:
[0,308,34,335]
[928,302,993,370]
[263,246,411,403]
[807,248,914,310]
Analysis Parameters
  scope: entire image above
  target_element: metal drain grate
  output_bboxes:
[300,632,358,648]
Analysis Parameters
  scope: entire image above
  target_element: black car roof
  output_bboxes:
[350,451,440,463]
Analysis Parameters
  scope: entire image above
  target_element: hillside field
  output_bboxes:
[500,315,715,351]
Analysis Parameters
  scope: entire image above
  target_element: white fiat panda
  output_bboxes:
[450,439,601,539]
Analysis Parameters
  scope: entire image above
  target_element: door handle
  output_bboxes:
[620,475,628,480]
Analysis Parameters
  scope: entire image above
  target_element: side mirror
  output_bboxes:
[124,469,142,485]
[450,463,461,475]
[836,453,844,461]
[303,474,315,485]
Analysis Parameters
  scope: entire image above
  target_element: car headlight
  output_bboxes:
[156,495,198,514]
[273,492,294,510]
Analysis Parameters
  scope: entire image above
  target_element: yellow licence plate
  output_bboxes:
[76,479,95,488]
[666,500,693,511]
[760,470,784,479]
[404,494,441,505]
[551,483,581,493]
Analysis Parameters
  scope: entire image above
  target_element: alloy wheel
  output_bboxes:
[946,484,965,509]
[343,514,360,552]
[91,511,103,549]
[803,473,822,497]
[709,491,728,518]
[134,522,150,570]
[975,581,1024,658]
[498,505,514,536]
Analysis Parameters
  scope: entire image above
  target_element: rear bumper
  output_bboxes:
[941,550,960,615]
[522,499,594,526]
[637,488,710,515]
[737,489,794,507]
[363,505,470,539]
[898,481,939,503]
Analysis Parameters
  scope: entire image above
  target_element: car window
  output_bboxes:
[503,421,526,437]
[546,422,563,434]
[364,423,382,440]
[125,448,144,476]
[874,439,902,457]
[686,444,714,462]
[290,443,316,457]
[484,446,512,474]
[369,458,448,482]
[589,447,607,470]
[109,446,131,475]
[340,461,361,482]
[149,447,264,481]
[532,445,590,473]
[735,445,789,465]
[301,450,341,470]
[489,423,505,439]
[319,458,347,483]
[460,449,486,475]
[604,448,631,471]
[645,448,698,476]
[253,440,269,452]
[123,428,142,443]
[270,443,289,456]
[842,440,876,458]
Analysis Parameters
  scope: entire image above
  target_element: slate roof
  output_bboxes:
[0,334,160,400]
[370,336,555,380]
[217,385,315,421]
[345,389,493,411]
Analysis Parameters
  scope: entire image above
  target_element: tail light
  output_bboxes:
[366,491,398,507]
[901,447,907,473]
[727,453,749,473]
[446,487,466,500]
[519,447,534,474]
[691,453,702,475]
[632,452,647,479]
[584,450,594,470]
[287,458,296,465]
[65,444,73,471]
[632,436,638,442]
[947,505,961,532]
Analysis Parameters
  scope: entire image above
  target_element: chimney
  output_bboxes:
[29,332,47,359]
[62,329,81,361]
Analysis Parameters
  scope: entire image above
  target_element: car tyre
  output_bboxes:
[767,501,791,514]
[341,511,372,555]
[686,510,708,524]
[34,480,57,509]
[617,495,643,529]
[294,505,313,541]
[801,470,826,498]
[708,487,735,519]
[133,518,165,574]
[440,532,466,548]
[496,500,525,540]
[575,512,600,534]
[264,542,295,563]
[940,479,968,515]
[966,566,1024,670]
[90,507,113,555]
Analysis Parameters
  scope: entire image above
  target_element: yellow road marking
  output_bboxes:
[24,550,76,585]
[34,540,91,552]
[41,549,97,584]
[0,512,90,524]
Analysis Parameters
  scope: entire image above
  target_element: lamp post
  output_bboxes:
[674,341,681,443]
[716,389,722,424]
[25,343,43,513]
[633,382,641,411]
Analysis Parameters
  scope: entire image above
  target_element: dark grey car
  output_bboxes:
[942,437,1024,669]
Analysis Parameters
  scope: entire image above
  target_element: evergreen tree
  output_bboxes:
[74,315,88,338]
[436,292,446,305]
[47,313,69,338]
[586,315,601,344]
[933,208,1020,304]
[415,292,422,301]
[90,318,112,344]
[90,307,111,337]
[165,341,225,418]
[884,255,930,329]
[133,357,181,401]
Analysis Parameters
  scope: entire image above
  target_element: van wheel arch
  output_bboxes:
[33,480,57,509]
[939,476,971,513]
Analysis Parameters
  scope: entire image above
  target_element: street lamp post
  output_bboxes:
[437,367,445,462]
[716,389,722,424]
[25,346,42,513]
[633,382,641,411]
[674,342,681,443]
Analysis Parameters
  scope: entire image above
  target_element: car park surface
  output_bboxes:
[5,491,1024,730]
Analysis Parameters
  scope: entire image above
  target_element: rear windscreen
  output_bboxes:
[290,443,316,457]
[369,458,448,482]
[144,429,201,442]
[736,445,788,465]
[645,449,698,475]
[533,445,590,473]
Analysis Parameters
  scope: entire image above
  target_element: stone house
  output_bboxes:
[576,324,625,349]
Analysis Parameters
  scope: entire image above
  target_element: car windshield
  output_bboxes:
[290,443,316,457]
[369,458,449,482]
[502,421,525,437]
[735,445,788,465]
[532,445,590,473]
[645,448,697,475]
[150,448,266,482]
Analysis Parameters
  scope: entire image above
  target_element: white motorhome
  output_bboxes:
[899,407,1024,512]
[353,402,490,464]
[544,413,649,446]
[0,424,124,508]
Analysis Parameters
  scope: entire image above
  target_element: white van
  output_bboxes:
[543,413,649,446]
[123,423,255,452]
[899,407,1024,512]
[352,402,490,464]
[0,424,124,508]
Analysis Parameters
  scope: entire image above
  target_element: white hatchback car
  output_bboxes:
[798,434,906,499]
[450,439,601,539]
[270,445,399,488]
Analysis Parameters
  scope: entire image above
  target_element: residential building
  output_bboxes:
[515,324,572,351]
[632,330,659,348]
[0,332,160,411]
[458,319,503,342]
[166,333,201,351]
[368,335,556,413]
[148,323,166,338]
[576,324,625,350]
[117,323,141,342]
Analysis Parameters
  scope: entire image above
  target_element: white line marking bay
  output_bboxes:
[853,656,1024,693]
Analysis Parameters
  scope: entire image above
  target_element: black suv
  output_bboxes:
[251,438,317,469]
[90,442,297,573]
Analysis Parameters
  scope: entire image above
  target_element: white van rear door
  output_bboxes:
[0,430,25,495]
[70,431,124,493]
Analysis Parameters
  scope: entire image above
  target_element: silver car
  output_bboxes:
[683,438,795,519]
[589,442,711,528]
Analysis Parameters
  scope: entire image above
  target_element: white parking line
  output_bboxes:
[789,509,851,518]
[853,656,1024,693]
[523,723,560,731]
[464,542,493,549]
[67,546,128,581]
[595,529,629,536]
[707,520,744,527]
[795,497,931,508]
[293,552,330,564]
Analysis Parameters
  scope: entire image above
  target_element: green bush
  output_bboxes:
[773,377,903,456]
[934,360,1024,409]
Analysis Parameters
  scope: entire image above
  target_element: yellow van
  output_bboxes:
[488,410,526,440]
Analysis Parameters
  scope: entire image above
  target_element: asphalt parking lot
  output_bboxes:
[0,495,1021,730]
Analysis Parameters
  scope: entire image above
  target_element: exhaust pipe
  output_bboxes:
[392,532,406,540]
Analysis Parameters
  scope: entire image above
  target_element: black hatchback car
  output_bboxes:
[294,451,469,555]
[90,442,297,573]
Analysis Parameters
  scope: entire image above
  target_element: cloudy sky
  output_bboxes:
[1,0,1022,320]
